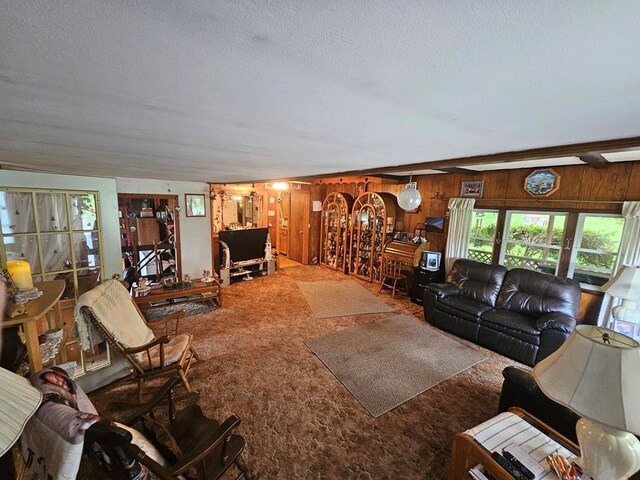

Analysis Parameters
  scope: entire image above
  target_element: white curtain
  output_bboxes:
[597,201,640,327]
[444,197,476,274]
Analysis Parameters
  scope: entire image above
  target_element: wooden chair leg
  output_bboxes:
[137,378,144,404]
[178,368,192,392]
[391,279,397,298]
[235,455,256,480]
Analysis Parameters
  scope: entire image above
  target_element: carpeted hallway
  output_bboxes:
[90,265,521,479]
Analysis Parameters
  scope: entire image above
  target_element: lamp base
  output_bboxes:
[576,417,640,480]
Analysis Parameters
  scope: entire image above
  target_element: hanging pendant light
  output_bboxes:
[397,174,422,211]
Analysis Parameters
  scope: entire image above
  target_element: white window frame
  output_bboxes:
[499,210,568,275]
[468,209,499,264]
[0,187,109,377]
[568,212,624,290]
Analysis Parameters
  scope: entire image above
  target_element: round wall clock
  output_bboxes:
[524,168,561,197]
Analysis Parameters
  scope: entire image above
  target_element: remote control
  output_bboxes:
[503,450,535,480]
[491,452,528,480]
[503,444,546,478]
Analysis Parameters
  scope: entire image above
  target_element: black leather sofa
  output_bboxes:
[423,259,581,365]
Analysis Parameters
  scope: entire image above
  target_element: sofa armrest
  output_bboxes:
[424,283,460,299]
[536,312,576,333]
[498,366,580,444]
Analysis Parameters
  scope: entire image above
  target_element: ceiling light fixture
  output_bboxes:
[271,182,289,191]
[397,173,422,211]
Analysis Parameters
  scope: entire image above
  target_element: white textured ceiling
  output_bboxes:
[1,1,640,182]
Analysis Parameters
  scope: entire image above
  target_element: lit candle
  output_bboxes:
[6,260,34,290]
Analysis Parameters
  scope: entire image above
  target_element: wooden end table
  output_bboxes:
[448,407,580,480]
[133,279,222,311]
[2,280,65,374]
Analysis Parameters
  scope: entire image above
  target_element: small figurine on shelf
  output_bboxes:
[264,233,273,261]
[202,270,215,283]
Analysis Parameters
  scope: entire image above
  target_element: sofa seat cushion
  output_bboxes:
[480,309,540,345]
[439,296,494,321]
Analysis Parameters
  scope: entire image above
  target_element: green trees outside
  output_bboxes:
[470,224,622,271]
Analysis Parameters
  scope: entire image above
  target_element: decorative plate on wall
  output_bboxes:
[524,168,561,197]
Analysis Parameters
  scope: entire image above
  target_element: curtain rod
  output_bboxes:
[474,198,624,204]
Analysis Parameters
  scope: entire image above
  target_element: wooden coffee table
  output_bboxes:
[134,280,222,311]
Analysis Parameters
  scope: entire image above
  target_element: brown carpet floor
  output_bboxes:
[89,265,524,480]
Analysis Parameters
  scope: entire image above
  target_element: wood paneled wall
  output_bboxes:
[313,161,640,324]
[374,161,640,252]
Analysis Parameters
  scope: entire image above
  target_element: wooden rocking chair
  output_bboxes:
[85,377,257,480]
[76,280,200,404]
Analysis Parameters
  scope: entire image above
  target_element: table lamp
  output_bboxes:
[533,325,640,479]
[602,265,640,329]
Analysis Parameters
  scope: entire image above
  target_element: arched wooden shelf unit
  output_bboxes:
[320,192,354,272]
[349,192,397,282]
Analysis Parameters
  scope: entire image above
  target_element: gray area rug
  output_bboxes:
[297,279,393,318]
[305,314,487,417]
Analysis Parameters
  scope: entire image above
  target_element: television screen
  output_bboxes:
[419,251,442,271]
[425,217,445,233]
[219,227,268,264]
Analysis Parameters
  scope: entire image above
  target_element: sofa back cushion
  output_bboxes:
[496,268,580,318]
[447,259,508,306]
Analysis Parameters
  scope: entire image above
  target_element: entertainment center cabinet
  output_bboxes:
[218,227,275,287]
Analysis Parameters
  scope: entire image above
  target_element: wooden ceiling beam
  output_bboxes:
[436,167,479,175]
[579,153,610,168]
[242,135,640,183]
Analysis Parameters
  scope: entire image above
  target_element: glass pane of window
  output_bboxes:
[83,341,110,372]
[77,269,101,296]
[0,191,35,234]
[41,233,72,272]
[468,211,498,264]
[506,213,566,246]
[73,232,101,267]
[572,215,625,286]
[36,192,69,232]
[503,246,561,274]
[502,212,567,274]
[71,193,98,231]
[3,235,41,273]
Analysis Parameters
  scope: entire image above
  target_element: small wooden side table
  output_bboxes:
[448,407,580,480]
[2,280,65,374]
[134,280,222,311]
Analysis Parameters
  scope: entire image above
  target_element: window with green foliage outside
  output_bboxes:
[569,214,625,286]
[468,210,498,264]
[500,212,567,275]
[467,208,625,289]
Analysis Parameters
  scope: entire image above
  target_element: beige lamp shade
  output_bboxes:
[0,367,42,456]
[602,266,640,301]
[533,325,640,435]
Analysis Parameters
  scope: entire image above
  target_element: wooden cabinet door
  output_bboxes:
[289,190,310,264]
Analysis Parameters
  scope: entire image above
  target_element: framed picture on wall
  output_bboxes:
[461,180,484,198]
[185,193,206,217]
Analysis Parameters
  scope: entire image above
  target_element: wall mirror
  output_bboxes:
[213,194,262,231]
